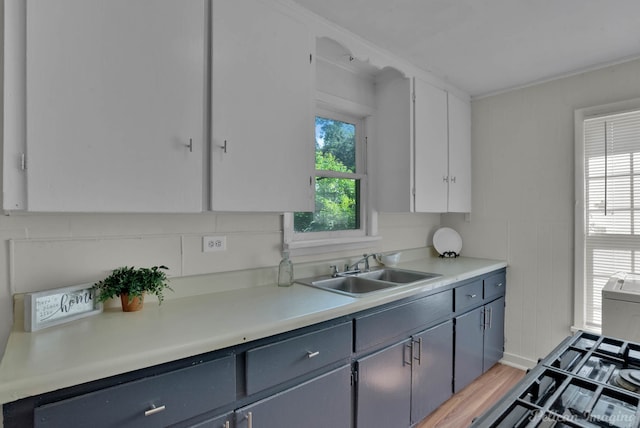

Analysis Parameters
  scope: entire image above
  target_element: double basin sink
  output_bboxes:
[295,268,441,297]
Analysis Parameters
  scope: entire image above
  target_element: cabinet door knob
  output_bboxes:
[144,404,166,417]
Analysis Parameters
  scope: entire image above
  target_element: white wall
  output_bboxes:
[0,211,440,357]
[443,57,640,367]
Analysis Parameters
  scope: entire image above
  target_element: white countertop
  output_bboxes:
[0,256,506,405]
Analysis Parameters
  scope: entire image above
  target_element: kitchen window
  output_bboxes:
[575,100,640,331]
[284,108,379,255]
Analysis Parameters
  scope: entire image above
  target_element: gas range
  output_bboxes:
[471,332,640,427]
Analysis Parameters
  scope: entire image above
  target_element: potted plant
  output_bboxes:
[93,265,172,312]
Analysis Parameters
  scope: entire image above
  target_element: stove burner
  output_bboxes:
[613,369,640,392]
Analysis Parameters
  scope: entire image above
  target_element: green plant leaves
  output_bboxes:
[93,265,172,305]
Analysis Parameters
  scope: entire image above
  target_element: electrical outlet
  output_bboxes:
[203,236,227,252]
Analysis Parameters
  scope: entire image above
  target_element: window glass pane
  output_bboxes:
[607,153,631,176]
[315,116,356,173]
[587,177,632,211]
[587,249,634,326]
[294,178,360,232]
[587,155,605,178]
[583,109,640,328]
[588,211,632,235]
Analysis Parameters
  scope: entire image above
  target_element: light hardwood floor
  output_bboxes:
[417,364,526,427]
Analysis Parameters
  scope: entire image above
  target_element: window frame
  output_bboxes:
[574,97,640,333]
[284,105,380,256]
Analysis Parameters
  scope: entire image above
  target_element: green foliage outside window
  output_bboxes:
[294,117,360,232]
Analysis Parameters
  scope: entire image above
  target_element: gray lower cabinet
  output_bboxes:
[235,365,352,428]
[33,355,236,428]
[483,296,505,371]
[245,321,352,395]
[454,296,505,393]
[356,339,412,428]
[356,320,454,428]
[355,290,453,353]
[454,306,484,392]
[410,320,454,424]
[188,412,233,428]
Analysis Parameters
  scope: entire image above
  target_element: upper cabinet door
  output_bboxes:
[372,74,413,212]
[24,0,206,212]
[447,93,471,212]
[413,78,448,213]
[211,0,314,212]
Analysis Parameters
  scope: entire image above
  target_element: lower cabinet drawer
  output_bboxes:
[484,271,506,300]
[34,354,236,428]
[355,290,453,353]
[454,280,483,312]
[245,321,352,395]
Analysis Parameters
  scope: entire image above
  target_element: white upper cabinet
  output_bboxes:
[413,78,449,213]
[211,0,315,212]
[447,92,472,212]
[17,0,206,212]
[414,78,471,213]
[373,77,471,213]
[372,72,413,212]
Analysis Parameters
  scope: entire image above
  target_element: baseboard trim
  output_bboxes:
[500,352,537,370]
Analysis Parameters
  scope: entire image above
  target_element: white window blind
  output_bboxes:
[584,109,640,328]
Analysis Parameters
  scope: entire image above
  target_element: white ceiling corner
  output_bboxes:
[292,0,640,97]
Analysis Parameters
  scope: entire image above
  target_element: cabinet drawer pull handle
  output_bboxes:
[403,343,412,366]
[488,307,493,329]
[186,138,193,153]
[245,411,253,428]
[219,140,228,153]
[224,421,230,428]
[307,350,320,358]
[497,282,503,287]
[413,337,423,365]
[144,404,166,417]
[466,294,477,298]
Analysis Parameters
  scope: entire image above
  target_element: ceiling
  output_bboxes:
[292,0,640,98]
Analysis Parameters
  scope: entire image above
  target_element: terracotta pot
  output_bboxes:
[120,293,144,312]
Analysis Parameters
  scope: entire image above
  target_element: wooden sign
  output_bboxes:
[24,284,102,332]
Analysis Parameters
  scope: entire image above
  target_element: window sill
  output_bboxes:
[286,235,382,257]
[570,324,601,335]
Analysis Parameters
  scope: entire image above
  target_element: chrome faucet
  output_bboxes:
[329,265,340,278]
[347,254,376,273]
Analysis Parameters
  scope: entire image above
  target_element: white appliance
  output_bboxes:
[602,272,640,342]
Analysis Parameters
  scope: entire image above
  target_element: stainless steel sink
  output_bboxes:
[357,268,440,284]
[296,268,441,297]
[306,276,397,295]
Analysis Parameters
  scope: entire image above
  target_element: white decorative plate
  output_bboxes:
[433,227,462,255]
